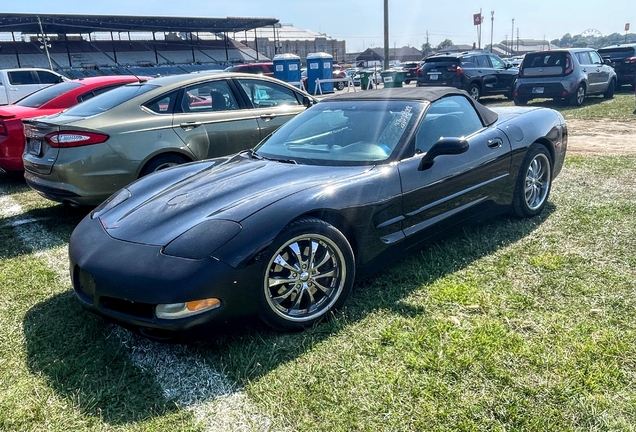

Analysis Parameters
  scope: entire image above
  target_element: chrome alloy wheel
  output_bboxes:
[264,234,346,323]
[524,153,551,211]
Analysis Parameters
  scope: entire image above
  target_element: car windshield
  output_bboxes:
[16,81,82,108]
[61,82,159,117]
[255,100,424,165]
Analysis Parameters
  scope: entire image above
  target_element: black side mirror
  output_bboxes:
[302,95,314,108]
[418,137,469,171]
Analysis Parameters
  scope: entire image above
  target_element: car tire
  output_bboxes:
[336,81,345,91]
[467,83,481,101]
[259,217,355,331]
[512,143,553,218]
[513,97,528,106]
[603,79,615,99]
[569,84,586,106]
[405,79,411,84]
[507,79,517,100]
[139,154,188,177]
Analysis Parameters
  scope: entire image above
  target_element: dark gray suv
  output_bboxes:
[416,51,518,101]
[513,48,616,106]
[597,44,636,88]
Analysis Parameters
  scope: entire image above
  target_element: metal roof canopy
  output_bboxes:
[0,13,279,34]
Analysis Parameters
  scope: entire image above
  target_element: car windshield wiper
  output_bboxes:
[247,149,297,164]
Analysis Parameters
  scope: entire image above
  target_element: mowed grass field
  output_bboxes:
[1,92,635,431]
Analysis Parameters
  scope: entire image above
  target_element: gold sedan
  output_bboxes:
[22,72,314,206]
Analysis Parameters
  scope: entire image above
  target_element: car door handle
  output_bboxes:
[260,113,278,121]
[488,138,503,148]
[180,121,202,130]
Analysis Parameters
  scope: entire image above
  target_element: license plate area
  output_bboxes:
[428,73,440,81]
[532,87,545,94]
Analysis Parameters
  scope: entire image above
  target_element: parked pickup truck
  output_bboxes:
[0,68,68,105]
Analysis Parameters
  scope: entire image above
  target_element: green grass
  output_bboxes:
[1,159,636,428]
[482,88,636,121]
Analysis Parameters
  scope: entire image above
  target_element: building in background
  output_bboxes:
[235,23,346,63]
[350,46,424,66]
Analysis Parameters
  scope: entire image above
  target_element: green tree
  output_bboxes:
[437,39,454,50]
[421,42,433,57]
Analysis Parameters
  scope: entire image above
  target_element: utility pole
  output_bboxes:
[490,11,494,53]
[383,0,389,70]
[511,18,514,55]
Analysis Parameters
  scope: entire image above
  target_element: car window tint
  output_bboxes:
[65,83,158,117]
[489,55,505,69]
[16,81,82,107]
[475,55,490,67]
[76,84,130,103]
[589,51,602,64]
[576,52,591,65]
[180,80,238,112]
[238,79,301,108]
[145,90,179,114]
[37,71,63,84]
[8,71,35,85]
[415,96,482,154]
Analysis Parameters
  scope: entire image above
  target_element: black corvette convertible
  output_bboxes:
[69,87,567,341]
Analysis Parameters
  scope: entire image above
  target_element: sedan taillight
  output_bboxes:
[564,54,574,75]
[625,57,636,64]
[45,131,109,148]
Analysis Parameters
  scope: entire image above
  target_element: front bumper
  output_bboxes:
[69,214,262,341]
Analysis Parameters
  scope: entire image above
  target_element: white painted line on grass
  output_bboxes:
[1,186,275,431]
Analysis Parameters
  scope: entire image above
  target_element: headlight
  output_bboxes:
[91,188,131,219]
[162,219,241,259]
[156,298,221,319]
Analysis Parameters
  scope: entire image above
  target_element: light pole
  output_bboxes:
[37,15,53,70]
[383,0,389,70]
[490,11,494,53]
[511,18,515,55]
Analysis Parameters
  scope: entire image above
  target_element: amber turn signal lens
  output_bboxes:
[186,298,221,312]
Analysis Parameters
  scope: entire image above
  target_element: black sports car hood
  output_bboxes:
[98,155,372,246]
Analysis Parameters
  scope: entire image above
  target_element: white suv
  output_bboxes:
[0,68,68,105]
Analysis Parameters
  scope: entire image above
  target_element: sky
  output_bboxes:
[2,0,635,52]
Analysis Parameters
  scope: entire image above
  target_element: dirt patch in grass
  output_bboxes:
[567,119,636,156]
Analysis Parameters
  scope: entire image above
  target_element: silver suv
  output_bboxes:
[513,48,616,106]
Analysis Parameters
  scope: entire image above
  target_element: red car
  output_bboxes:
[0,75,148,172]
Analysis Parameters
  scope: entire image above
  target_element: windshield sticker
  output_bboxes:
[395,105,413,129]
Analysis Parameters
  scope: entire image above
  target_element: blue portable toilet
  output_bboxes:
[273,53,302,88]
[306,52,333,94]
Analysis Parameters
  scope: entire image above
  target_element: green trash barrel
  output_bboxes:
[381,70,407,88]
[359,71,374,90]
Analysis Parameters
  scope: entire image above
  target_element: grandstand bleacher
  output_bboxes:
[0,13,274,78]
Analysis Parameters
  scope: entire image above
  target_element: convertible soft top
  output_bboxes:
[325,86,499,126]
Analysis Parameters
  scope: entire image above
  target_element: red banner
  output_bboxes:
[473,13,482,26]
